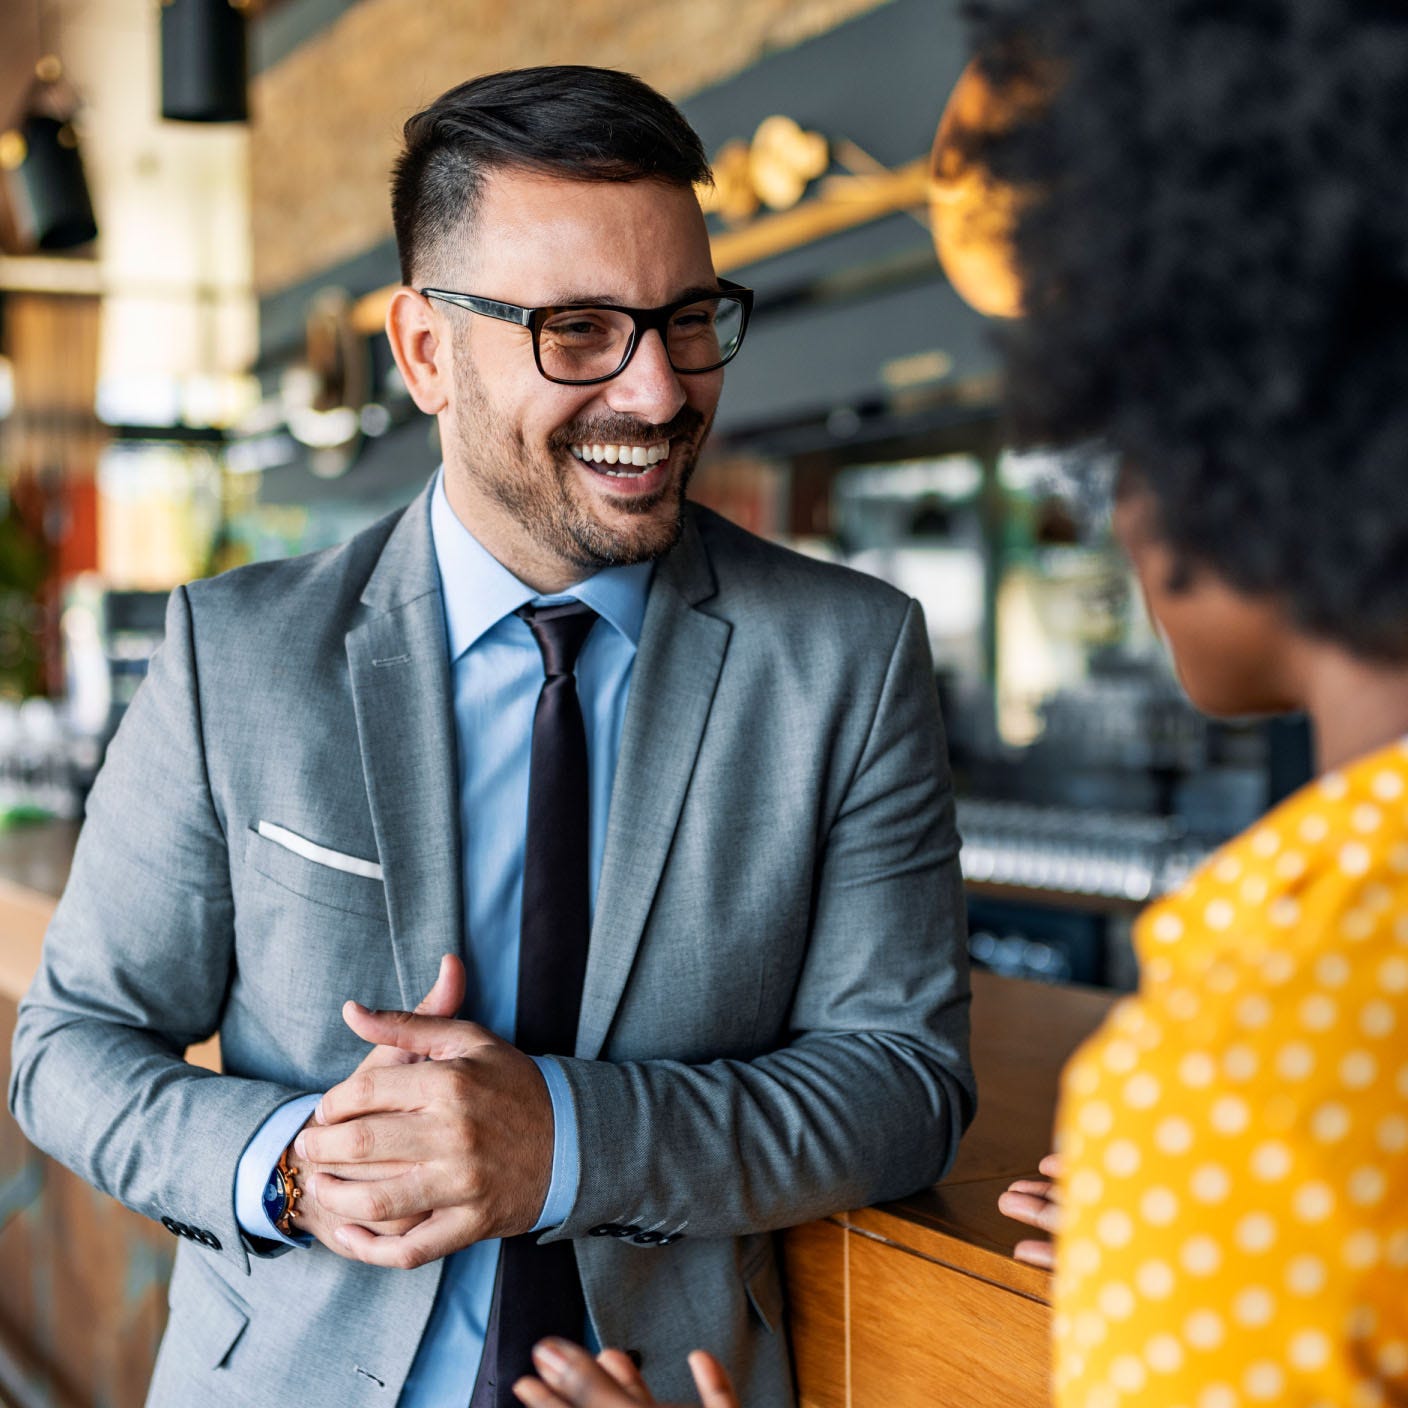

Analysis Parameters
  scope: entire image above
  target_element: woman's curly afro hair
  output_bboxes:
[966,0,1408,660]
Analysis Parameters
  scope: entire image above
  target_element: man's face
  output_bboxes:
[436,168,725,582]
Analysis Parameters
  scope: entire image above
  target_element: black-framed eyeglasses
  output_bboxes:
[419,278,753,386]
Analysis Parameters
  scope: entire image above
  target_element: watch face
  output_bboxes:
[261,1167,288,1224]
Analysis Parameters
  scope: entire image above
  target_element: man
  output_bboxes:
[10,66,973,1408]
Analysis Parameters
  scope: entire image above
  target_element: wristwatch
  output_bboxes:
[261,1144,303,1237]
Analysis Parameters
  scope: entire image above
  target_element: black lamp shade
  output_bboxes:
[8,114,98,251]
[161,0,249,124]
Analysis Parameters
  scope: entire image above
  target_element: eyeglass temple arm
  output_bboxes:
[419,289,535,327]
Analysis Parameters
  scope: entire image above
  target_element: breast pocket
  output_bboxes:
[243,825,387,922]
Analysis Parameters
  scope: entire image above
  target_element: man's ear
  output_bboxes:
[386,288,451,414]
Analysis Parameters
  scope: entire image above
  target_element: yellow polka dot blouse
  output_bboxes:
[1052,738,1408,1408]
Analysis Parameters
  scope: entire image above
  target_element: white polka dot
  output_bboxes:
[1179,1051,1216,1087]
[1398,1063,1408,1098]
[1349,1165,1387,1206]
[1210,1095,1250,1135]
[1378,955,1408,992]
[1341,909,1376,942]
[1143,954,1175,984]
[1139,1187,1178,1226]
[1360,999,1396,1039]
[1343,1229,1380,1269]
[1371,769,1404,801]
[1348,1303,1379,1339]
[1180,1235,1222,1275]
[1197,1386,1236,1408]
[1235,1212,1277,1253]
[1154,1118,1193,1156]
[1376,1113,1408,1153]
[1167,986,1201,1020]
[1206,960,1239,993]
[1205,898,1236,929]
[1341,1049,1378,1089]
[1361,881,1393,911]
[1377,1342,1408,1376]
[1145,1334,1183,1374]
[1072,1308,1106,1349]
[1109,1354,1146,1392]
[1233,1285,1275,1327]
[1096,1209,1134,1248]
[1341,841,1373,877]
[1224,1043,1259,1081]
[1102,1038,1138,1074]
[1084,1385,1117,1408]
[1261,950,1296,984]
[1244,1360,1285,1400]
[1351,802,1383,833]
[1241,873,1270,904]
[1299,813,1331,843]
[1320,772,1349,801]
[1276,1041,1315,1080]
[1349,1381,1386,1408]
[1151,912,1183,943]
[1235,993,1272,1031]
[1105,1139,1142,1176]
[1316,952,1352,987]
[1097,1281,1135,1320]
[1212,854,1242,883]
[1079,1100,1115,1136]
[1388,1229,1408,1267]
[1251,827,1282,857]
[1069,1167,1104,1206]
[1269,896,1302,928]
[1286,1254,1326,1295]
[1391,844,1408,876]
[1301,993,1339,1031]
[1289,1330,1332,1371]
[1069,1060,1101,1097]
[1275,849,1307,881]
[1190,1163,1230,1202]
[1066,1238,1102,1278]
[1251,1140,1292,1180]
[1122,1071,1160,1108]
[1312,1101,1351,1142]
[1185,1310,1226,1352]
[1135,1259,1175,1298]
[1294,1180,1336,1222]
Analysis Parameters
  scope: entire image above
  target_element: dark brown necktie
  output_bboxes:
[470,600,597,1408]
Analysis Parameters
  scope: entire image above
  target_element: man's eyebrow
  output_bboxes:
[538,283,724,308]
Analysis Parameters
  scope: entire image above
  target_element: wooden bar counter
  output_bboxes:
[0,821,1114,1408]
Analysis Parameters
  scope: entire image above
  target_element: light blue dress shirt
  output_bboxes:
[234,470,652,1405]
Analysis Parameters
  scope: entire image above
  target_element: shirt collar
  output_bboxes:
[429,468,652,661]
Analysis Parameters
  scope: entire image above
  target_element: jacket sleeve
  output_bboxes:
[550,599,976,1241]
[9,587,304,1272]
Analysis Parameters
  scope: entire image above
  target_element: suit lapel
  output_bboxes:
[346,486,462,1011]
[577,514,730,1059]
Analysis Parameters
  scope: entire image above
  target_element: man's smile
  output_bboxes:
[566,438,676,496]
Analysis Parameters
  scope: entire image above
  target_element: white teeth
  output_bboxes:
[568,440,670,473]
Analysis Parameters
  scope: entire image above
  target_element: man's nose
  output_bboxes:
[604,328,687,425]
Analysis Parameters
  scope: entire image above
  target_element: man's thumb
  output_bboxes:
[416,953,466,1018]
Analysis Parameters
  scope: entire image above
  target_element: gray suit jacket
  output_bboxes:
[10,483,973,1407]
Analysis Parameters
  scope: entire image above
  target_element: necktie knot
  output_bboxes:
[517,601,598,679]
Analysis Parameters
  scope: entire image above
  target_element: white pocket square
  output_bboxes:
[256,821,384,882]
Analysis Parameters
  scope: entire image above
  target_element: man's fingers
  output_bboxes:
[526,1340,651,1407]
[513,1379,572,1408]
[997,1188,1062,1235]
[1013,1237,1056,1270]
[309,1168,440,1225]
[594,1349,653,1402]
[1004,1177,1060,1204]
[299,1109,429,1163]
[688,1350,740,1408]
[334,1208,476,1270]
[356,956,469,1070]
[1037,1151,1064,1179]
[341,1002,498,1062]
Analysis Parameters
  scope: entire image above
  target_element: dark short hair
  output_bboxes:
[965,0,1408,660]
[390,65,712,286]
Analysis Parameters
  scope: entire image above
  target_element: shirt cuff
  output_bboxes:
[529,1056,580,1232]
[234,1092,322,1247]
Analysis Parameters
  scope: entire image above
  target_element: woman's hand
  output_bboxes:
[513,1338,739,1408]
[996,1151,1063,1270]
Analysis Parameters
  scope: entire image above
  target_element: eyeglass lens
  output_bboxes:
[537,295,746,382]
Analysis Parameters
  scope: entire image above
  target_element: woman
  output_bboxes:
[519,0,1408,1402]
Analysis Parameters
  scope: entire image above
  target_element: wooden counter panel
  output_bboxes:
[848,1233,1051,1408]
[784,1220,847,1408]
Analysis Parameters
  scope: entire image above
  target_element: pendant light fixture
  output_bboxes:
[160,0,251,124]
[0,51,99,253]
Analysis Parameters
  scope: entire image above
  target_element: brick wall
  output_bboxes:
[249,0,893,295]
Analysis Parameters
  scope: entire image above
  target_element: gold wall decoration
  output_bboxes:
[699,114,830,223]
